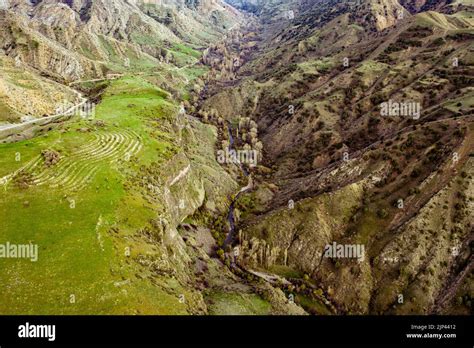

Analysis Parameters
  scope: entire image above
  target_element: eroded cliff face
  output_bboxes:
[122,119,239,314]
[0,55,80,122]
[0,10,102,80]
[362,0,409,31]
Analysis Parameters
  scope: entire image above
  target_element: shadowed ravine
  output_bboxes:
[224,122,251,248]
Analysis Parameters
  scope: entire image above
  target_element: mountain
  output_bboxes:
[0,0,242,123]
[0,0,472,316]
[195,0,474,314]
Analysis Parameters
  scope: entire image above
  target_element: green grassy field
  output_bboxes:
[0,75,196,314]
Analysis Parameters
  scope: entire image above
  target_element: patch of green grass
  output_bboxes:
[356,60,388,74]
[356,208,389,247]
[206,291,272,315]
[0,169,123,314]
[97,35,158,73]
[309,58,335,73]
[173,43,202,60]
[169,49,198,67]
[349,23,365,31]
[182,66,208,81]
[443,93,474,113]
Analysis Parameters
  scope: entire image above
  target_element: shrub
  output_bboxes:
[377,208,388,219]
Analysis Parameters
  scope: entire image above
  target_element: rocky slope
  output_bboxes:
[195,0,473,314]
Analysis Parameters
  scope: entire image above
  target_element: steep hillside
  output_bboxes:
[194,0,474,314]
[0,0,243,126]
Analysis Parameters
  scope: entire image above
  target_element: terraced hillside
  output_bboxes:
[28,129,142,191]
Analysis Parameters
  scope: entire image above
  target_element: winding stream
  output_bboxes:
[224,122,251,248]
